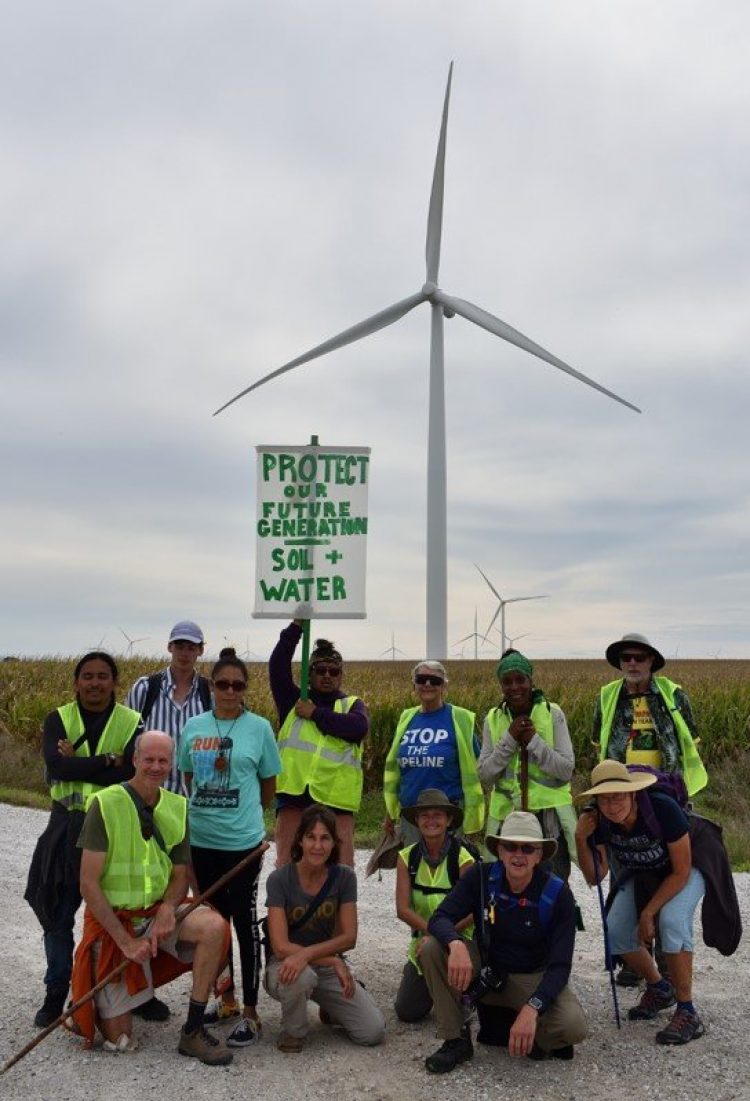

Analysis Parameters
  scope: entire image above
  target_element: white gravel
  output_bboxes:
[1,803,748,1101]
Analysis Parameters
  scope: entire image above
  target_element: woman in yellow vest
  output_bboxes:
[394,789,475,1022]
[25,651,141,1028]
[383,660,484,845]
[478,650,576,880]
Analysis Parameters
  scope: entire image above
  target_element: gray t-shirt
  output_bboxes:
[265,863,357,948]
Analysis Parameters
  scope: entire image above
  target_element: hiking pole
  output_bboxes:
[520,745,529,811]
[588,836,620,1029]
[2,840,270,1075]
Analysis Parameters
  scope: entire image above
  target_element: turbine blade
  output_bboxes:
[484,606,502,638]
[214,290,426,415]
[425,62,453,285]
[504,595,549,605]
[474,563,503,602]
[434,289,641,414]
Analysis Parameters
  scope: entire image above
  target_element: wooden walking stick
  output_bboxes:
[2,840,269,1075]
[520,744,529,811]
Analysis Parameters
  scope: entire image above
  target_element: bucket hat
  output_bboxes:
[605,633,664,671]
[485,811,557,861]
[401,788,463,828]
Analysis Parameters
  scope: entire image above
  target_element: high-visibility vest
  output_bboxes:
[383,705,485,833]
[598,676,708,797]
[485,700,573,821]
[93,784,187,910]
[49,702,141,812]
[399,841,474,970]
[276,696,363,812]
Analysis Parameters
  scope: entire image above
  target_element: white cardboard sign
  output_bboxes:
[253,444,370,619]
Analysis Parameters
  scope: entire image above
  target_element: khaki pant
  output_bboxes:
[419,937,587,1052]
[264,959,385,1045]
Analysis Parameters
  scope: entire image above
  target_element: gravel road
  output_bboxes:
[1,804,747,1101]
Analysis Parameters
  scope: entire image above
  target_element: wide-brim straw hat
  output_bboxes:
[605,632,665,672]
[401,788,464,828]
[485,811,557,861]
[576,760,658,801]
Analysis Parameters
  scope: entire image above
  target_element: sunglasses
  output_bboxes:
[620,652,650,664]
[213,679,246,692]
[414,674,444,687]
[311,664,342,677]
[498,842,541,855]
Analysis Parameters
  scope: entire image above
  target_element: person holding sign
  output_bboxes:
[478,650,576,880]
[383,661,484,843]
[269,621,369,867]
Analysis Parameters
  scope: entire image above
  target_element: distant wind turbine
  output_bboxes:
[215,63,640,658]
[380,632,406,661]
[475,565,548,654]
[119,627,149,658]
[453,608,485,660]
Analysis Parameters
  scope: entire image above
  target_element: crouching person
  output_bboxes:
[421,812,587,1073]
[71,731,234,1065]
[264,805,385,1052]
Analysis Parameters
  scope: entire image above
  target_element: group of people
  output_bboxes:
[25,619,732,1074]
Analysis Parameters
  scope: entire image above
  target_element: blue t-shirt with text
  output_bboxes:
[396,704,473,807]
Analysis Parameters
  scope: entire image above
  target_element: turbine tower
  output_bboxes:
[380,632,406,661]
[475,565,548,654]
[215,64,640,658]
[454,608,484,660]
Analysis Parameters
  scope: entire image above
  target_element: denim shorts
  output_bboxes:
[607,867,705,954]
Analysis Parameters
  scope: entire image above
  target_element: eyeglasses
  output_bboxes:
[311,664,342,677]
[620,652,650,664]
[414,674,444,687]
[213,679,246,692]
[498,842,541,855]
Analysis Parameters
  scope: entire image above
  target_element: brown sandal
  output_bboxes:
[277,1033,304,1053]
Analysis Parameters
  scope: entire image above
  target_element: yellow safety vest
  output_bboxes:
[484,700,573,820]
[598,677,708,797]
[93,784,187,910]
[49,702,141,812]
[383,705,485,834]
[277,696,363,812]
[399,842,474,970]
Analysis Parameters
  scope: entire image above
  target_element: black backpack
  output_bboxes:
[407,834,481,898]
[140,672,212,722]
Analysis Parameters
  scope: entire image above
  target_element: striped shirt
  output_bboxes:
[125,667,211,794]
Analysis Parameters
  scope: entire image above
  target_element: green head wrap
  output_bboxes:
[495,651,533,681]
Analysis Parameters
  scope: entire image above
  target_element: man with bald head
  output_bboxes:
[73,731,234,1064]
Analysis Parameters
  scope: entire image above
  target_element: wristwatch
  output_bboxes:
[106,753,117,767]
[527,995,545,1014]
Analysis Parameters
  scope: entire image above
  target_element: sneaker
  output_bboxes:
[655,1008,705,1046]
[202,1000,241,1026]
[425,1027,474,1074]
[628,980,676,1020]
[277,1033,304,1053]
[103,1033,140,1054]
[226,1018,261,1047]
[132,996,170,1022]
[178,1026,234,1066]
[34,986,68,1028]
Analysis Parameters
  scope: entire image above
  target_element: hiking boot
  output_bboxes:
[277,1033,304,1053]
[655,1008,705,1046]
[425,1027,473,1074]
[528,1042,575,1061]
[34,985,68,1028]
[132,996,170,1021]
[628,981,676,1021]
[226,1018,261,1047]
[615,963,642,988]
[202,999,241,1026]
[178,1026,233,1066]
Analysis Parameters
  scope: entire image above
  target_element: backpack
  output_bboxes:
[629,765,689,840]
[140,672,212,722]
[485,863,564,934]
[407,834,481,898]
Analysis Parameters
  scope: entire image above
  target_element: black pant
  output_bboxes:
[191,845,263,1008]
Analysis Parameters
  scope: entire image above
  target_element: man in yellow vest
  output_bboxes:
[74,731,233,1065]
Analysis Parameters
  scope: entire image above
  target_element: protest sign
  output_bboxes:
[254,444,371,619]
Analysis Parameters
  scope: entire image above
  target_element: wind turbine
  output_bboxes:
[380,632,406,661]
[119,627,149,658]
[215,63,640,659]
[475,565,548,654]
[453,608,485,660]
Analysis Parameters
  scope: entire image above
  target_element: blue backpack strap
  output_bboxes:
[538,872,564,933]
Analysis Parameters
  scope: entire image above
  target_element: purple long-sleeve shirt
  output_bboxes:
[269,622,369,745]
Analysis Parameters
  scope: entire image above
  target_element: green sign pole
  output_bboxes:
[298,434,319,701]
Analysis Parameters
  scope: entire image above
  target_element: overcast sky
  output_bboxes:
[2,2,749,662]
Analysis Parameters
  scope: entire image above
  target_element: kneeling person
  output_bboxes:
[422,812,587,1073]
[73,731,233,1065]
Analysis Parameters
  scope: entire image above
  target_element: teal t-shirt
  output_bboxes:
[179,709,281,850]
